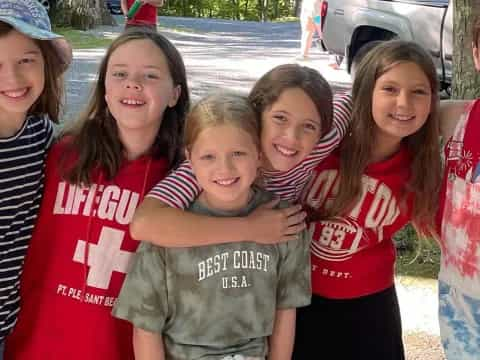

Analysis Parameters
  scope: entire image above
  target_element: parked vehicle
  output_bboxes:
[106,0,123,14]
[320,0,453,91]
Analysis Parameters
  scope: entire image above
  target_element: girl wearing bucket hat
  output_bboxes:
[0,0,71,357]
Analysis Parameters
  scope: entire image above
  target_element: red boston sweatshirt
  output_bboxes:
[302,146,413,299]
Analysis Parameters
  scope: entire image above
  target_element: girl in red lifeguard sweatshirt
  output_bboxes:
[5,28,189,360]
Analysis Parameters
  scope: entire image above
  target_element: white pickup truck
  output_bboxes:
[321,0,453,91]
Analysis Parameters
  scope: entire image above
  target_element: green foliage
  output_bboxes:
[158,0,298,21]
[54,27,114,49]
[394,224,440,280]
[272,16,299,22]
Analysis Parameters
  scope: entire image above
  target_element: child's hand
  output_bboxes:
[247,199,306,243]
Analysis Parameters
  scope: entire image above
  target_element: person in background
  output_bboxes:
[0,0,71,358]
[121,0,165,31]
[298,0,324,60]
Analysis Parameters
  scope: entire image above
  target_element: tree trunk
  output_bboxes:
[273,0,278,20]
[294,0,300,17]
[52,0,116,30]
[182,0,187,17]
[96,0,117,26]
[233,0,240,19]
[452,0,480,99]
[257,0,268,21]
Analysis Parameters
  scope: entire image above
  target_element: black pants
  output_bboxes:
[293,286,405,360]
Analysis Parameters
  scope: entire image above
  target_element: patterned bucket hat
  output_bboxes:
[0,0,72,72]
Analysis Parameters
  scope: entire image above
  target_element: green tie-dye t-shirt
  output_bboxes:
[113,187,311,360]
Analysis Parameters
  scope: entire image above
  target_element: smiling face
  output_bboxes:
[0,29,45,132]
[104,38,180,142]
[371,61,432,150]
[188,124,261,212]
[260,87,322,171]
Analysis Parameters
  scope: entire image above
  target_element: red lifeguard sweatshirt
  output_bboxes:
[5,139,168,360]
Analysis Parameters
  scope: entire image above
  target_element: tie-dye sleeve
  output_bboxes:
[112,242,168,333]
[276,228,312,309]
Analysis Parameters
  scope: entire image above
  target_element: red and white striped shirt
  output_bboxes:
[148,93,352,207]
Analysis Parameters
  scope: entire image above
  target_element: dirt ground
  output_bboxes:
[404,332,445,360]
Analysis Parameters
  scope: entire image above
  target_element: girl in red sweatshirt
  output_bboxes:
[5,28,189,360]
[295,40,442,360]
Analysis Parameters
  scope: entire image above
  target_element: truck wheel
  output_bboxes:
[444,84,452,98]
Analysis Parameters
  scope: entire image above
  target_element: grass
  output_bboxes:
[272,16,299,23]
[54,27,114,49]
[157,24,199,33]
[396,244,440,279]
[55,24,198,50]
[394,224,441,288]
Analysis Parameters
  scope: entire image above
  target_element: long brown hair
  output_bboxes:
[0,22,64,123]
[248,64,333,135]
[62,28,189,185]
[325,40,441,237]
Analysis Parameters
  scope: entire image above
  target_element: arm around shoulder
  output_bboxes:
[131,196,305,247]
[131,197,254,247]
[332,92,353,139]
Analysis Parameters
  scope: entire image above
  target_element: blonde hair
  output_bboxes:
[184,92,260,152]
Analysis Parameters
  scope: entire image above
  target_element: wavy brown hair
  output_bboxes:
[62,28,189,185]
[0,22,64,123]
[321,40,441,237]
[248,64,333,135]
